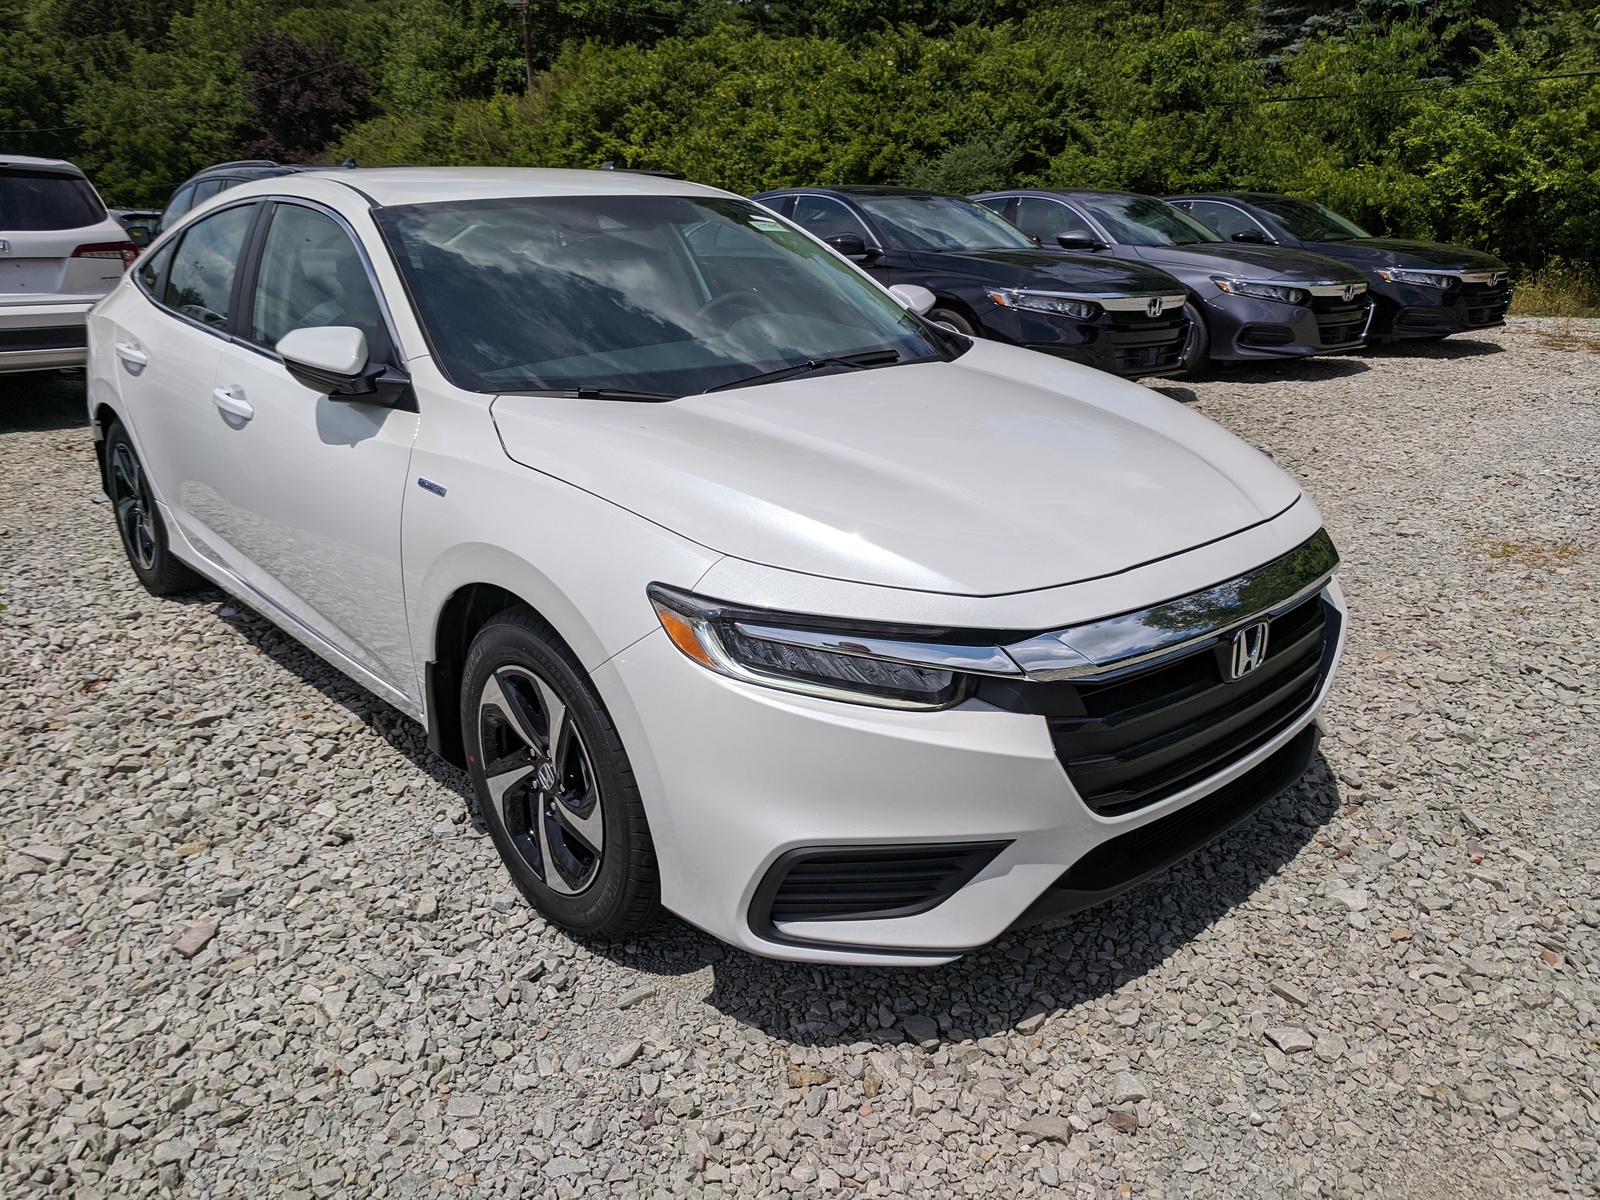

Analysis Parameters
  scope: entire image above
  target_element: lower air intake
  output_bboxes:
[752,841,1009,931]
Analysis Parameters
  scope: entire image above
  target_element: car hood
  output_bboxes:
[1128,242,1364,282]
[1306,238,1507,273]
[489,341,1302,595]
[910,248,1184,294]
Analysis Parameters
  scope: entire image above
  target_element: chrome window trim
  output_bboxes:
[1002,528,1340,682]
[732,622,1022,676]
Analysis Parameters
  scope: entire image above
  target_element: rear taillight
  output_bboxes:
[73,241,141,270]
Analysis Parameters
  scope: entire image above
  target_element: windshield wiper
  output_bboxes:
[702,348,903,394]
[502,386,682,402]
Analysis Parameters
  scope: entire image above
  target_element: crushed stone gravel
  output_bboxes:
[2,319,1598,1200]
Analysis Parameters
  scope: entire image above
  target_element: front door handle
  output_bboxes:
[211,387,254,421]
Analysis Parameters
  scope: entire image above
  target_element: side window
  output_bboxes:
[1188,201,1269,241]
[791,196,873,245]
[135,239,174,295]
[758,194,796,218]
[160,184,196,231]
[163,203,256,330]
[973,196,1015,222]
[249,204,387,359]
[1014,198,1095,242]
[191,178,226,205]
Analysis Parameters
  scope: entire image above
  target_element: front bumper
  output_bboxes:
[1369,280,1514,339]
[978,304,1191,379]
[1206,292,1372,361]
[602,576,1347,965]
[0,297,95,373]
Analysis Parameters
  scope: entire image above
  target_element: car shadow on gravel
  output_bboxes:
[1362,337,1505,362]
[1217,356,1371,386]
[599,759,1343,1045]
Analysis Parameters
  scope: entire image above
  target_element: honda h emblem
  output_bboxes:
[0,239,9,253]
[1146,297,1164,318]
[1229,622,1270,679]
[1342,284,1356,302]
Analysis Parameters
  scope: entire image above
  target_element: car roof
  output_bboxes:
[0,155,87,177]
[974,188,1159,203]
[242,166,735,208]
[756,185,957,201]
[1166,192,1285,203]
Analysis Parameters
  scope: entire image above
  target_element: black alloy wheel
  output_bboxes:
[461,609,659,937]
[1172,300,1211,379]
[927,307,978,337]
[103,421,202,595]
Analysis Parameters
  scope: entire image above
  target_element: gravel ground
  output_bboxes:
[2,318,1598,1200]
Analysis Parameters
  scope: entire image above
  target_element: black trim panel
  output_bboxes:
[0,325,87,352]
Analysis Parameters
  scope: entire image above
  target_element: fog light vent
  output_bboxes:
[753,841,1009,929]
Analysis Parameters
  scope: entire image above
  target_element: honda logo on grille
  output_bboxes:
[1342,284,1357,302]
[1229,622,1270,680]
[1146,297,1164,318]
[0,240,9,253]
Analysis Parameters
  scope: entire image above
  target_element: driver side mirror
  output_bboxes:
[825,234,870,261]
[277,326,412,408]
[1231,229,1271,244]
[1055,231,1104,252]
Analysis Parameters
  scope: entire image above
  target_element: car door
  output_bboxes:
[205,198,418,698]
[104,200,261,568]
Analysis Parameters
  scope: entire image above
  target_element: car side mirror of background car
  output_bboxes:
[277,326,413,408]
[1055,231,1103,252]
[1230,230,1271,244]
[826,234,870,260]
[889,284,937,316]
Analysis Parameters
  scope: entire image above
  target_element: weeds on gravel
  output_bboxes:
[1511,258,1600,319]
[1471,538,1590,571]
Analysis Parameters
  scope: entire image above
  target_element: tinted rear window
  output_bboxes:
[0,170,106,231]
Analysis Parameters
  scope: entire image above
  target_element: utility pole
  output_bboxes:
[504,0,535,94]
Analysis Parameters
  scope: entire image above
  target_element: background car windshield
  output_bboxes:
[1074,196,1219,246]
[853,195,1035,252]
[1253,198,1370,241]
[376,195,947,396]
[0,170,105,231]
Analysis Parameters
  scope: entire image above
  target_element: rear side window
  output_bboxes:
[163,204,256,330]
[249,204,387,358]
[0,170,106,231]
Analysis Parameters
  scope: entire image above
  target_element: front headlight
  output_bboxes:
[1377,268,1458,289]
[985,288,1099,320]
[647,585,1020,709]
[1212,278,1310,305]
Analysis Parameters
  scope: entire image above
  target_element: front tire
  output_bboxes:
[1172,301,1211,379]
[103,421,203,596]
[927,306,978,337]
[461,609,659,938]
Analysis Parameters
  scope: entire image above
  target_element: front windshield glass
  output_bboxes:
[374,195,951,396]
[1251,197,1370,241]
[1072,195,1220,247]
[853,194,1036,252]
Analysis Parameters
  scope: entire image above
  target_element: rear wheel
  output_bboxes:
[1171,301,1211,379]
[461,609,659,937]
[103,421,203,596]
[927,306,978,337]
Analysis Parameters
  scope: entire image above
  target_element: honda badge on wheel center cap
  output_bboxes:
[1229,622,1270,679]
[536,760,558,790]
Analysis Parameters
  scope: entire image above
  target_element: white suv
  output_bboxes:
[87,168,1346,964]
[2,156,138,373]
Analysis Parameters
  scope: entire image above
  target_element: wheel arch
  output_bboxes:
[90,401,123,489]
[426,581,549,768]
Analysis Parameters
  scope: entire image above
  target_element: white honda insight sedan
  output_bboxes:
[87,168,1346,965]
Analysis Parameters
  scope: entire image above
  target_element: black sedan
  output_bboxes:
[1165,192,1513,342]
[750,186,1192,379]
[972,189,1373,374]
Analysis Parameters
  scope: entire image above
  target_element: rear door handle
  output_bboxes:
[211,387,254,421]
[115,342,148,367]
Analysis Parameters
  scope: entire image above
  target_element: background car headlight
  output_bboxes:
[985,289,1100,320]
[1212,278,1310,305]
[1377,268,1458,289]
[648,584,993,709]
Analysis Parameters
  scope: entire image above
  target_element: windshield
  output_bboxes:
[0,169,106,231]
[853,194,1036,252]
[375,196,952,396]
[1073,195,1220,247]
[1251,197,1370,241]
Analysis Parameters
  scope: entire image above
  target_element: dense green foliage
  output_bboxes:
[2,0,1596,267]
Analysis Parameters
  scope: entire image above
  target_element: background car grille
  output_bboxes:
[1459,281,1513,326]
[1104,313,1189,374]
[755,842,1008,926]
[979,593,1339,817]
[1310,296,1368,346]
